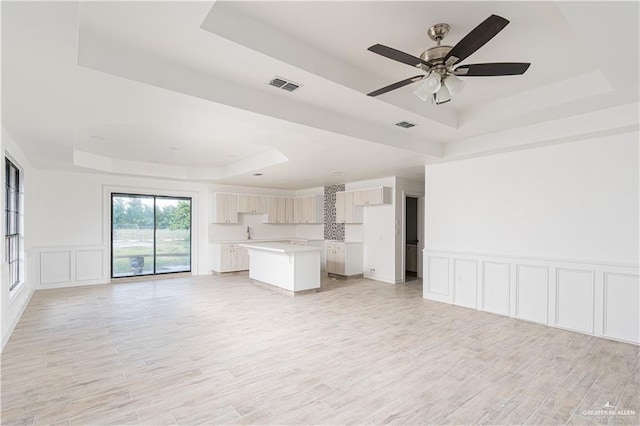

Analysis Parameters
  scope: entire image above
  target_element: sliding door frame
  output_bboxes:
[110,192,192,279]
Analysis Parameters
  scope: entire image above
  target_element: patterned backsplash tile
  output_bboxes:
[324,184,345,241]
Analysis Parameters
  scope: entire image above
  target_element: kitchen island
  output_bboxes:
[239,242,322,294]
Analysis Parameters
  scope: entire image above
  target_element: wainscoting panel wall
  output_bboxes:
[40,250,71,285]
[427,256,450,302]
[424,250,639,345]
[453,259,477,309]
[37,246,107,288]
[482,261,510,316]
[603,273,640,343]
[515,264,549,324]
[76,249,104,281]
[556,268,594,334]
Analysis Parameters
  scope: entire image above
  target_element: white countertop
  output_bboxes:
[325,240,364,244]
[211,238,323,244]
[240,242,322,253]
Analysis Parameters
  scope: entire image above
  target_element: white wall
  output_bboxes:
[32,170,210,289]
[1,127,36,350]
[424,132,640,344]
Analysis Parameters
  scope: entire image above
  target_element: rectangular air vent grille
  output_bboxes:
[282,82,299,91]
[395,121,416,128]
[268,76,301,92]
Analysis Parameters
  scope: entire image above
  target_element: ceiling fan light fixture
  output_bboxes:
[413,83,431,102]
[424,72,442,93]
[443,74,465,96]
[433,85,451,105]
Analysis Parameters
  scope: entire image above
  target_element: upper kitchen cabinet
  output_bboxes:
[285,198,295,223]
[264,196,287,224]
[210,193,238,224]
[353,187,392,205]
[335,191,362,224]
[238,194,268,214]
[294,195,323,224]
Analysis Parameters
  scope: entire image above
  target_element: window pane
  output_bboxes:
[7,214,15,235]
[112,195,155,277]
[5,159,22,290]
[8,166,16,189]
[7,188,15,212]
[155,198,191,274]
[12,259,18,286]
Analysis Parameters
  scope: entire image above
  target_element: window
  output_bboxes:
[5,158,21,290]
[111,194,192,278]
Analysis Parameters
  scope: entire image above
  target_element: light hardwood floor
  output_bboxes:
[1,273,638,425]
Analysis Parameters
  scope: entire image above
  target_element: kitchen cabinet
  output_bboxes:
[353,187,390,205]
[285,198,295,223]
[294,195,323,224]
[265,197,287,224]
[326,241,363,277]
[335,191,362,224]
[238,194,267,214]
[211,243,249,272]
[293,197,303,223]
[210,193,238,224]
[212,192,322,224]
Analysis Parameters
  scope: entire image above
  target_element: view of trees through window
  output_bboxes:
[111,194,191,278]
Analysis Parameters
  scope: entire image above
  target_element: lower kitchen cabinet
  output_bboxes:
[211,243,249,272]
[326,241,363,277]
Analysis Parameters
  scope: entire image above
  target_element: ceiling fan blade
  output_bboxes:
[454,62,531,76]
[367,75,425,97]
[368,44,430,68]
[443,15,509,66]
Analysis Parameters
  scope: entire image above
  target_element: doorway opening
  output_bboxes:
[111,193,192,278]
[405,196,419,282]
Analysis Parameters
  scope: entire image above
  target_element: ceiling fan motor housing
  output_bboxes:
[420,45,452,69]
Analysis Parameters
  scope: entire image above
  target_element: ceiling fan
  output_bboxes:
[366,15,530,105]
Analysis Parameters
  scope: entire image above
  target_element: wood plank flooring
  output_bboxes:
[1,273,638,425]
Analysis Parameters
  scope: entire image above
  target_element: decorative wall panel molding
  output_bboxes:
[603,273,640,343]
[482,261,510,316]
[37,246,107,288]
[40,251,71,285]
[556,268,594,334]
[76,249,104,281]
[424,249,639,345]
[427,256,450,299]
[515,264,548,324]
[323,184,345,241]
[453,259,477,309]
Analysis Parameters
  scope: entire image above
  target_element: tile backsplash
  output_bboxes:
[323,184,345,241]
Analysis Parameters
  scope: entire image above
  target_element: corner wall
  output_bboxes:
[424,131,640,344]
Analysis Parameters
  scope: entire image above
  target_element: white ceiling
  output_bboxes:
[2,1,638,189]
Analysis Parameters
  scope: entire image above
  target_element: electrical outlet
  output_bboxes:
[370,268,375,273]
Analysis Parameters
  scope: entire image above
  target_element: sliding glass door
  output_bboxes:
[111,194,191,278]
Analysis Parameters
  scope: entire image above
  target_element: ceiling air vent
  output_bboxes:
[268,76,301,92]
[395,121,416,129]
